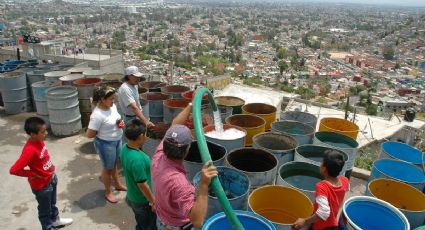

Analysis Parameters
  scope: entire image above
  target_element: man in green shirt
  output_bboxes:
[121,119,156,230]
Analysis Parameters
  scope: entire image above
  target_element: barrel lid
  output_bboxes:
[60,74,84,82]
[44,71,70,78]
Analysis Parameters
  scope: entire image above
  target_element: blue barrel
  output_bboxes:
[193,167,250,219]
[380,141,425,169]
[343,196,410,230]
[0,65,17,73]
[271,121,315,145]
[4,60,28,67]
[203,210,276,230]
[370,159,425,192]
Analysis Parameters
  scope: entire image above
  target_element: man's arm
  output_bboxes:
[129,102,154,127]
[188,161,218,227]
[10,149,36,178]
[138,182,155,205]
[172,103,192,126]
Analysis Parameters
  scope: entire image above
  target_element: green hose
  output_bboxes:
[192,87,245,230]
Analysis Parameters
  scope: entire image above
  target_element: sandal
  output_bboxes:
[105,194,118,204]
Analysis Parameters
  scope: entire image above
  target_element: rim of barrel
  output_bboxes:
[163,98,191,108]
[368,178,425,213]
[278,161,323,193]
[271,120,315,136]
[73,78,102,86]
[248,185,313,226]
[226,147,278,173]
[44,71,70,77]
[141,92,170,101]
[381,141,424,164]
[32,81,53,88]
[193,166,251,201]
[320,117,360,132]
[314,131,359,148]
[225,114,266,129]
[45,85,78,97]
[140,81,166,89]
[296,144,348,162]
[161,85,190,93]
[281,110,317,119]
[184,141,227,163]
[343,196,410,230]
[203,210,276,229]
[253,132,298,151]
[372,159,425,184]
[214,96,245,106]
[204,124,247,137]
[182,90,208,100]
[1,71,24,78]
[242,103,277,115]
[60,74,84,81]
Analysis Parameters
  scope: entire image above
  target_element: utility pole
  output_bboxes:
[345,96,350,120]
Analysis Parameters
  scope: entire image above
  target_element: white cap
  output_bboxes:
[125,66,143,77]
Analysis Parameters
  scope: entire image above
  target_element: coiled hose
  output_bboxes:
[192,87,244,229]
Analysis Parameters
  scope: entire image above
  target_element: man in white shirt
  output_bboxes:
[118,66,154,127]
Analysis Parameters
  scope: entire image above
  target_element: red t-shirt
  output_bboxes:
[313,176,350,230]
[9,139,55,190]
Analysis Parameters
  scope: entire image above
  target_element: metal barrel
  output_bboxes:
[271,121,314,145]
[59,74,84,86]
[367,178,425,229]
[294,144,349,176]
[139,97,149,121]
[163,98,191,124]
[46,86,82,136]
[140,92,170,124]
[0,71,30,114]
[343,196,410,230]
[248,185,313,230]
[280,111,318,131]
[204,124,247,153]
[313,131,358,178]
[82,69,104,79]
[27,69,49,110]
[242,103,277,131]
[160,85,190,99]
[182,90,209,107]
[380,141,425,169]
[139,81,166,92]
[252,132,298,168]
[73,78,102,127]
[67,67,92,74]
[319,117,359,140]
[183,141,226,181]
[369,159,425,192]
[202,210,276,230]
[32,81,54,116]
[193,166,250,219]
[225,114,265,147]
[44,71,70,85]
[276,161,324,202]
[214,96,245,115]
[225,148,278,190]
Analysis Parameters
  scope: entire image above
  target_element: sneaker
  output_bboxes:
[52,217,73,227]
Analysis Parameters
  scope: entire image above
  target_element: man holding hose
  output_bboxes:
[151,102,218,229]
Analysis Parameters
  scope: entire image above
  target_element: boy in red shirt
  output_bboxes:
[10,117,73,230]
[293,150,350,230]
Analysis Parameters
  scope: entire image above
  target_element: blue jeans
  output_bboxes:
[32,174,59,230]
[126,198,157,230]
[93,137,122,170]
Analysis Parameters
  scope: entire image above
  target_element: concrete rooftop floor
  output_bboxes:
[0,110,366,230]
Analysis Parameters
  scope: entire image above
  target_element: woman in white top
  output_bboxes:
[86,86,127,203]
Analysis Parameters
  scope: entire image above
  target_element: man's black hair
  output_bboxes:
[163,139,190,160]
[322,149,345,177]
[124,119,147,140]
[24,117,45,135]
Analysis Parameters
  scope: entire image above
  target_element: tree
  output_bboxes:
[383,46,395,60]
[366,104,378,116]
[278,60,288,75]
[277,48,287,59]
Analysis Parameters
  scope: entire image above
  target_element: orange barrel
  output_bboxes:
[367,178,425,229]
[161,85,190,99]
[242,103,276,131]
[225,114,265,147]
[214,96,245,114]
[318,117,359,140]
[248,185,313,229]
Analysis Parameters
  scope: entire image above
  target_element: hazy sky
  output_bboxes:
[299,0,425,7]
